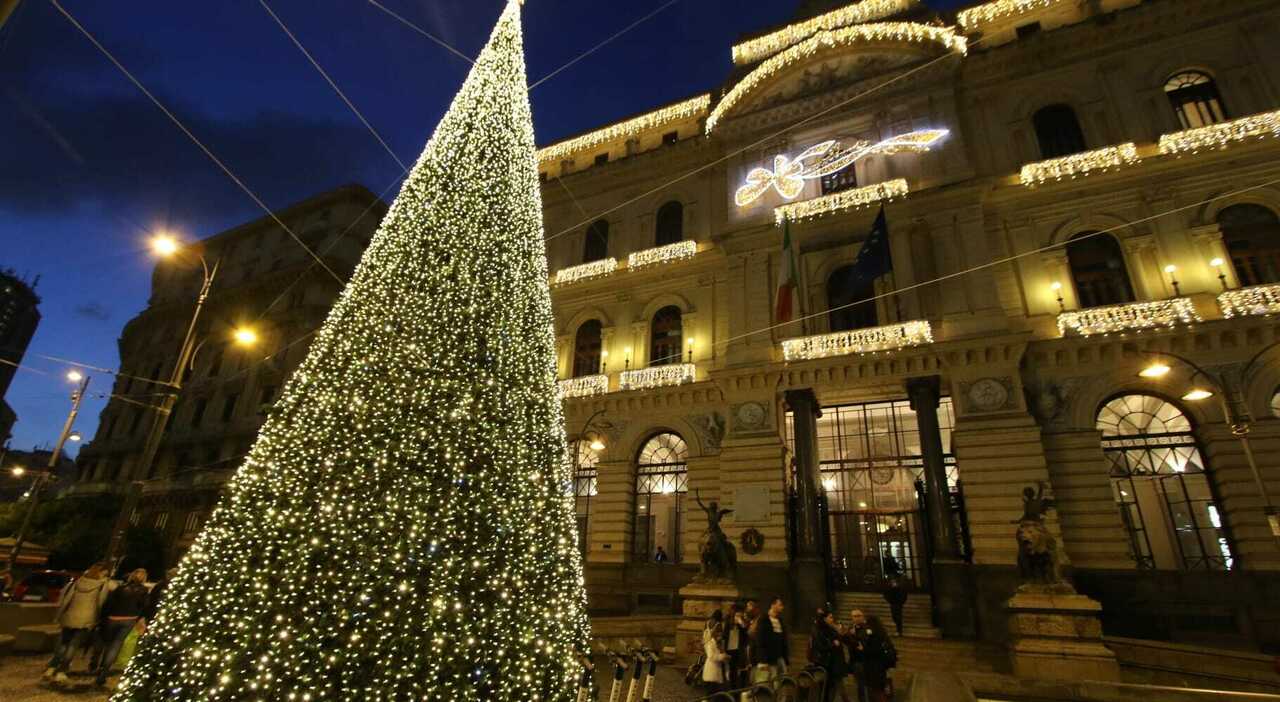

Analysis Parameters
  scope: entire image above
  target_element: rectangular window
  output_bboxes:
[183,512,203,535]
[190,399,208,428]
[1015,21,1042,38]
[104,415,118,439]
[129,509,140,526]
[594,153,609,166]
[260,385,278,408]
[207,349,223,377]
[154,512,169,530]
[662,131,678,146]
[129,410,143,436]
[222,394,239,422]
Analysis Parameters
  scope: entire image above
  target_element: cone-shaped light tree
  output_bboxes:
[113,2,590,699]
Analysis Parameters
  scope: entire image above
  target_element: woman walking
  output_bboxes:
[94,568,149,688]
[701,609,730,693]
[42,562,111,685]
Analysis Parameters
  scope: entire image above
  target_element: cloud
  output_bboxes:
[72,302,111,321]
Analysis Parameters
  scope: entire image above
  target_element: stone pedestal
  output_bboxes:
[675,581,742,661]
[1005,585,1120,682]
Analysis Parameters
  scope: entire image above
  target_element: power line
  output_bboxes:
[528,0,683,91]
[259,0,407,171]
[47,0,344,286]
[364,0,475,65]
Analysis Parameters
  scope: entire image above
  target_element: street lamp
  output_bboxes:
[233,327,259,347]
[1135,349,1280,545]
[1050,282,1065,313]
[3,370,89,577]
[105,235,224,567]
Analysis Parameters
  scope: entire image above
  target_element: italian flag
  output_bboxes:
[776,219,798,324]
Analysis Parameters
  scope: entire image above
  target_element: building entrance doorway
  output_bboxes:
[828,507,926,590]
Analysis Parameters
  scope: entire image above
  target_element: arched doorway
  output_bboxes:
[634,432,688,563]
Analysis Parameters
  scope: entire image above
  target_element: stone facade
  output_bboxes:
[545,0,1280,650]
[71,185,385,562]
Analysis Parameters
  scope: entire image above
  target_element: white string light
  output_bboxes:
[1159,109,1280,155]
[774,179,908,223]
[731,0,917,65]
[1019,143,1140,186]
[535,95,711,166]
[1057,298,1201,337]
[782,320,933,361]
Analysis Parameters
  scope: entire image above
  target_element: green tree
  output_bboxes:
[115,3,589,699]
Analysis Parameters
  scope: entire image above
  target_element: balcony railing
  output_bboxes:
[781,320,934,361]
[627,240,697,270]
[1159,108,1280,156]
[1057,298,1201,337]
[557,374,609,398]
[619,363,696,391]
[552,258,617,286]
[1218,283,1280,319]
[1019,143,1140,186]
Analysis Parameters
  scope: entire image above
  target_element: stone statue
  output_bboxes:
[693,489,737,582]
[1015,482,1062,585]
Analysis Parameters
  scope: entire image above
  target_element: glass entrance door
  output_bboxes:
[828,509,925,590]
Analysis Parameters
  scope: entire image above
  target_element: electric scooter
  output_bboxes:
[623,648,645,702]
[639,649,660,702]
[575,654,594,702]
[605,650,629,702]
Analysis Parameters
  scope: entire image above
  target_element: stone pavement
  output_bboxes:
[0,654,706,701]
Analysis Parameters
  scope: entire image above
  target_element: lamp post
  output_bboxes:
[1136,346,1280,547]
[104,235,256,568]
[4,370,89,576]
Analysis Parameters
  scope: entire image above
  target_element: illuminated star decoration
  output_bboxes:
[734,128,948,206]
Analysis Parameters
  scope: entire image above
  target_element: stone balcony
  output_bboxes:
[1057,297,1201,337]
[619,363,697,391]
[1218,283,1280,319]
[557,374,609,398]
[781,320,934,361]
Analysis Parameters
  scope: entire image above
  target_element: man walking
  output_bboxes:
[883,579,908,637]
[757,597,789,679]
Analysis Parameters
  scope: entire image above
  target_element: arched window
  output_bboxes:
[1271,388,1280,419]
[571,439,600,557]
[1097,394,1232,571]
[1032,104,1087,159]
[583,220,609,263]
[634,432,688,563]
[572,320,603,377]
[827,265,878,332]
[649,306,682,367]
[655,201,684,247]
[1218,204,1280,287]
[1164,71,1227,129]
[1066,233,1135,308]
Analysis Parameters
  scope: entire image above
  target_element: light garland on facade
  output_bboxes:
[1057,298,1201,337]
[1158,109,1280,156]
[553,258,618,286]
[774,179,909,223]
[558,374,610,398]
[1218,283,1280,319]
[781,320,933,360]
[1018,143,1140,187]
[731,0,916,65]
[736,130,945,206]
[628,240,697,270]
[619,363,696,390]
[707,23,966,133]
[535,94,711,166]
[113,3,590,700]
[957,0,1065,30]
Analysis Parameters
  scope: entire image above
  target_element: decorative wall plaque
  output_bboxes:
[740,528,766,555]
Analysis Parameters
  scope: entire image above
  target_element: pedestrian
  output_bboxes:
[883,578,908,637]
[809,610,852,702]
[654,546,669,563]
[757,596,789,680]
[722,602,748,688]
[94,568,149,688]
[860,615,898,702]
[42,562,111,685]
[701,610,730,692]
[843,609,871,702]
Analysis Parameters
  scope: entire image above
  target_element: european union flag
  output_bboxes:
[848,205,892,284]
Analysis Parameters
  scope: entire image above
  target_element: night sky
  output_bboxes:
[0,0,962,456]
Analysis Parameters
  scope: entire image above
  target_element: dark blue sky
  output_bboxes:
[0,0,961,456]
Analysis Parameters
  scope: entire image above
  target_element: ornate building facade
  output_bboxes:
[543,0,1280,648]
[72,185,385,560]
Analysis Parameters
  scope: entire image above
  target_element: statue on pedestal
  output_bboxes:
[693,489,737,582]
[1014,482,1062,586]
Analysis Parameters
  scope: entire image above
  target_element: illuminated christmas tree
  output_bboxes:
[114,2,590,699]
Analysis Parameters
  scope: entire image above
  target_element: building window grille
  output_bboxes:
[634,433,688,563]
[649,306,683,367]
[655,201,684,247]
[820,167,858,196]
[572,320,603,378]
[582,220,609,263]
[1164,71,1227,129]
[1033,104,1087,159]
[1097,394,1233,571]
[572,440,600,557]
[154,512,168,530]
[1219,204,1280,287]
[1066,233,1135,308]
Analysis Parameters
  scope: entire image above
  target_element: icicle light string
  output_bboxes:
[47,0,344,286]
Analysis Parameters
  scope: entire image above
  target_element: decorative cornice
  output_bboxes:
[535,95,711,165]
[731,0,917,65]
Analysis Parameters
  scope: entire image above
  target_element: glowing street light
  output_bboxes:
[1139,363,1171,379]
[588,439,606,452]
[150,235,180,257]
[233,327,259,347]
[66,369,83,382]
[10,466,25,478]
[1182,388,1214,401]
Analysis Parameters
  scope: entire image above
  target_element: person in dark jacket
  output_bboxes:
[757,597,789,679]
[883,579,908,637]
[95,568,149,687]
[810,611,852,701]
[722,602,749,688]
[859,616,897,702]
[842,609,871,702]
[144,567,177,620]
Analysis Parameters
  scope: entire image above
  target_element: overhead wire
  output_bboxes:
[364,0,475,65]
[527,0,683,91]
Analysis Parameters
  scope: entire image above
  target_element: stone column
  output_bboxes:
[1121,234,1168,300]
[908,376,977,637]
[784,388,829,626]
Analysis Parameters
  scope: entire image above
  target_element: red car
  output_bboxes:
[9,570,78,603]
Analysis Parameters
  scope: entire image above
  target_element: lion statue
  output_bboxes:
[1016,519,1060,584]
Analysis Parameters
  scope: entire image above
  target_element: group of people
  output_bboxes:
[39,564,173,689]
[699,596,898,702]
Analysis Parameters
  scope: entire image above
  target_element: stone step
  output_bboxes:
[14,624,60,654]
[0,634,14,657]
[835,592,940,638]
